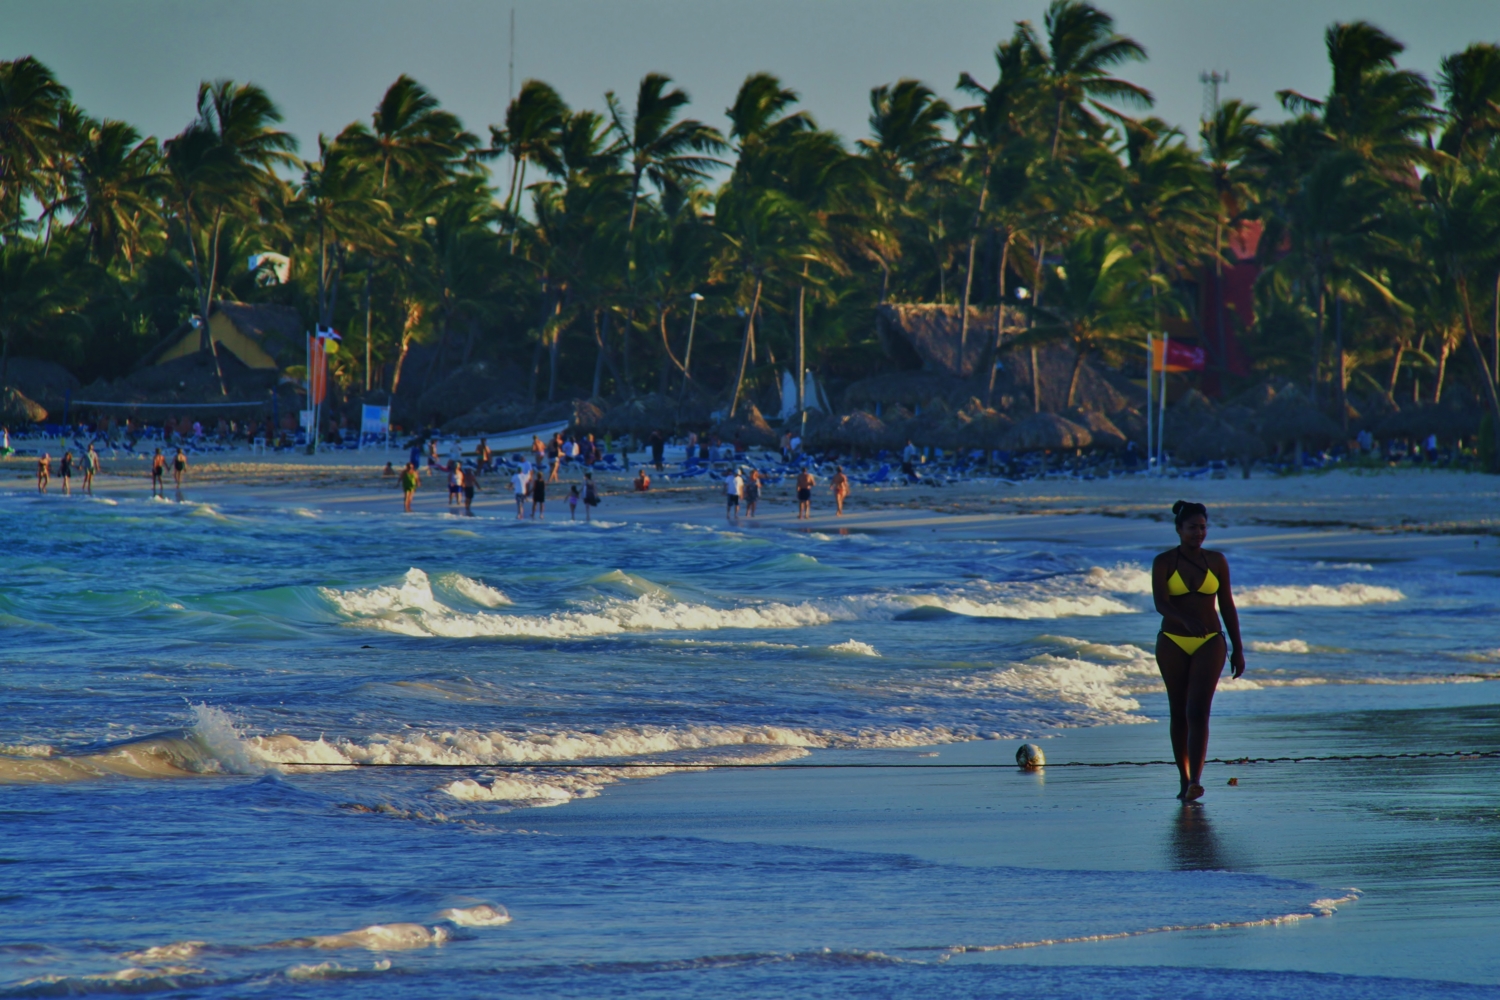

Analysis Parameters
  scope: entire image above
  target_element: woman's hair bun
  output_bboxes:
[1172,500,1208,527]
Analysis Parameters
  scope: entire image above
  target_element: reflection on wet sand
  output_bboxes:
[1169,804,1233,871]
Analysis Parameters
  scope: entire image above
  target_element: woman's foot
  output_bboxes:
[1176,779,1190,800]
[1184,783,1205,802]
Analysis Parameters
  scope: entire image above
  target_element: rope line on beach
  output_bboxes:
[274,749,1500,770]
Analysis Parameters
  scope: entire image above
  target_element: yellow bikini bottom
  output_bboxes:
[1162,631,1221,655]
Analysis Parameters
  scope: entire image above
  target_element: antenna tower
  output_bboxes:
[1199,70,1228,122]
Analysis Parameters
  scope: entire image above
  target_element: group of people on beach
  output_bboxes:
[724,465,850,523]
[33,443,103,497]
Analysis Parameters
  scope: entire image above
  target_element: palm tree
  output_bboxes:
[0,57,70,235]
[1438,44,1500,160]
[956,30,1044,366]
[606,73,725,234]
[345,75,475,193]
[292,133,392,330]
[1420,158,1500,464]
[1017,228,1159,408]
[1030,0,1152,160]
[52,117,161,268]
[162,80,297,358]
[488,80,568,249]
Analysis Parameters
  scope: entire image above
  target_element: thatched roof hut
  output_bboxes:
[0,386,47,425]
[999,412,1093,452]
[1373,403,1481,441]
[1066,410,1127,449]
[875,304,1017,378]
[1257,388,1344,446]
[715,404,778,448]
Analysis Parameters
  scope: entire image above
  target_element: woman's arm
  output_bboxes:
[1151,553,1197,635]
[1215,553,1246,678]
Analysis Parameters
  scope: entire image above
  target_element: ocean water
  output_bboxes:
[2,490,1498,998]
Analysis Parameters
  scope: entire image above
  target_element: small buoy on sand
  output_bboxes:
[1016,744,1045,769]
[1227,777,1239,786]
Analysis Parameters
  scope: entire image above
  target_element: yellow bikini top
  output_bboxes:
[1168,566,1219,596]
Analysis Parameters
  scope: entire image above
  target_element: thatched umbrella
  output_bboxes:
[0,386,46,425]
[714,403,778,448]
[999,412,1093,452]
[1175,420,1264,463]
[1066,410,1127,450]
[1374,403,1481,442]
[571,399,605,431]
[1257,390,1343,447]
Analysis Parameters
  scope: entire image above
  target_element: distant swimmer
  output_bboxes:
[1152,500,1245,802]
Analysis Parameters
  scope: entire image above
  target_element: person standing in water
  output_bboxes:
[583,472,599,522]
[512,467,530,519]
[37,452,51,493]
[725,467,743,523]
[830,465,849,516]
[744,468,762,518]
[150,448,165,498]
[795,467,815,519]
[530,470,547,518]
[172,447,188,490]
[400,461,421,512]
[83,442,98,496]
[1152,500,1245,802]
[59,449,73,496]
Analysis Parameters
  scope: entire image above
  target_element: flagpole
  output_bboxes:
[1157,331,1170,475]
[1145,333,1154,474]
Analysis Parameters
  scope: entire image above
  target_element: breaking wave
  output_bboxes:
[1236,583,1404,607]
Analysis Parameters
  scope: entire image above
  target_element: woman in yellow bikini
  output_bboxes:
[1152,500,1245,802]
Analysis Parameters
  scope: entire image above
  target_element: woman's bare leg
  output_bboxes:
[1183,634,1227,792]
[1155,634,1193,798]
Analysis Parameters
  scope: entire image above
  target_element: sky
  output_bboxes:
[4,0,1498,165]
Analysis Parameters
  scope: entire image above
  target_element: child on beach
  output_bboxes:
[634,469,651,491]
[831,466,849,516]
[400,462,420,512]
[568,484,580,520]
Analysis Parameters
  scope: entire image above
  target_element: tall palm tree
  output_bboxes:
[0,57,70,235]
[488,80,568,249]
[52,117,161,268]
[162,80,297,357]
[606,73,725,234]
[1030,0,1152,160]
[1438,44,1500,160]
[292,133,392,329]
[1200,100,1266,373]
[344,75,475,194]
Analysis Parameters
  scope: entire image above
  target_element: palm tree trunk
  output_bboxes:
[1434,338,1450,404]
[203,209,228,396]
[1458,277,1500,468]
[796,264,808,412]
[729,277,764,418]
[1309,267,1324,404]
[1,327,11,385]
[1334,294,1347,431]
[389,301,422,396]
[1065,344,1085,410]
[1386,341,1404,405]
[958,164,991,371]
[508,160,528,254]
[986,232,1010,407]
[547,297,563,402]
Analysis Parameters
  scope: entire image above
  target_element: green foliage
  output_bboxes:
[3,0,1500,436]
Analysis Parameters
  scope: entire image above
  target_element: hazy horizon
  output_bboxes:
[5,0,1497,166]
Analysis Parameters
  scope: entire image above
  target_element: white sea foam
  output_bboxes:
[888,592,1136,619]
[275,922,449,951]
[1236,583,1404,607]
[829,640,880,656]
[120,941,206,964]
[1313,561,1374,571]
[437,573,511,608]
[437,904,511,927]
[1085,564,1152,594]
[1250,639,1312,654]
